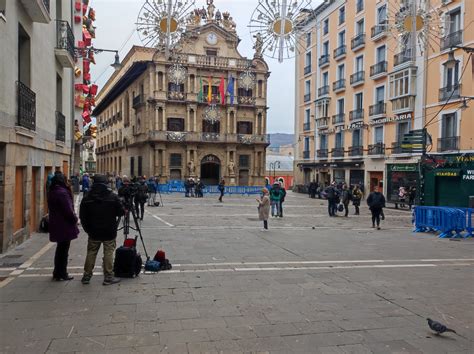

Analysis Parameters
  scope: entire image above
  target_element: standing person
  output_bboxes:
[325,182,339,217]
[309,181,317,198]
[408,186,416,210]
[398,186,407,208]
[352,184,363,215]
[48,173,79,281]
[115,176,123,191]
[184,179,190,197]
[189,178,196,198]
[196,179,205,198]
[218,178,225,202]
[147,177,157,206]
[79,174,124,285]
[82,173,90,196]
[256,188,270,231]
[341,184,352,217]
[134,177,148,220]
[367,186,386,230]
[279,181,287,217]
[269,182,282,217]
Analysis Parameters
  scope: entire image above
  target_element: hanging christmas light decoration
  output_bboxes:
[203,105,221,124]
[248,0,313,63]
[136,0,195,55]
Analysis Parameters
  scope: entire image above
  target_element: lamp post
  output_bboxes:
[269,161,281,182]
[75,47,122,70]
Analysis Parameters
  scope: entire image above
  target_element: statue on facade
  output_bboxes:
[253,32,264,58]
[227,160,235,176]
[206,0,215,21]
[188,160,196,175]
[215,9,222,23]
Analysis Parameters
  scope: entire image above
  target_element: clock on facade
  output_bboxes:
[206,32,218,45]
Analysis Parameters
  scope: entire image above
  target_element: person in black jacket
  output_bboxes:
[325,182,339,217]
[134,177,148,220]
[80,174,125,285]
[279,182,287,217]
[366,186,386,230]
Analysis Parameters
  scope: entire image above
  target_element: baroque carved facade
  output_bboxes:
[94,8,270,186]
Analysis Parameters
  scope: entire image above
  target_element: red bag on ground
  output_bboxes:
[154,250,166,262]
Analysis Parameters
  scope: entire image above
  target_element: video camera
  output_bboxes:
[118,182,140,207]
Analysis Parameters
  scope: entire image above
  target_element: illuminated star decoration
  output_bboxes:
[249,0,313,63]
[136,0,195,56]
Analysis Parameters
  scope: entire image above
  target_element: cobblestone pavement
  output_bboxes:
[1,192,473,353]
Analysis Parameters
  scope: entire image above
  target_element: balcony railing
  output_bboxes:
[332,113,345,125]
[201,132,221,142]
[148,131,269,144]
[238,96,256,105]
[303,150,310,159]
[441,30,463,51]
[350,71,365,86]
[394,49,414,67]
[303,122,311,131]
[55,20,75,60]
[371,24,388,39]
[318,85,329,97]
[349,108,364,121]
[17,81,36,130]
[319,54,330,67]
[351,33,366,50]
[317,149,328,158]
[439,84,461,101]
[369,102,386,116]
[333,79,346,92]
[438,136,459,152]
[304,93,311,102]
[132,94,144,109]
[370,61,388,77]
[331,147,345,158]
[349,146,363,156]
[368,143,385,155]
[304,65,312,75]
[55,111,65,142]
[167,91,186,101]
[173,54,252,70]
[316,117,329,129]
[333,45,346,60]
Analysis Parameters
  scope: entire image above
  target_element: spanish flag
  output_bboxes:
[207,77,212,104]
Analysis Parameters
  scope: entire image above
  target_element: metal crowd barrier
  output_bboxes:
[413,206,473,238]
[157,184,263,195]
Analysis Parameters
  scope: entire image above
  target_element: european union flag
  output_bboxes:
[227,76,235,105]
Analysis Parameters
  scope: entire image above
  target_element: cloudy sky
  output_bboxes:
[89,0,318,134]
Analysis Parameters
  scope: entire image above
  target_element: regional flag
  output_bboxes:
[207,77,212,104]
[219,76,225,105]
[227,76,235,106]
[197,76,203,103]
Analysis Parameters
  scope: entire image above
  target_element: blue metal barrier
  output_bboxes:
[156,183,263,195]
[414,206,473,238]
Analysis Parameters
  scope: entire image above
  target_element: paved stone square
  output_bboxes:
[1,192,473,353]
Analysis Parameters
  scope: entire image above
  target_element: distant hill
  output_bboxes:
[269,133,294,148]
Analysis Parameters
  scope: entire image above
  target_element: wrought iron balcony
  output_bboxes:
[368,143,385,155]
[349,108,364,121]
[238,96,256,105]
[132,94,144,109]
[351,33,366,51]
[304,65,312,75]
[303,122,311,131]
[55,20,75,68]
[441,30,463,51]
[369,102,386,117]
[394,49,414,67]
[332,113,345,125]
[438,136,459,152]
[167,91,186,101]
[333,79,346,92]
[17,81,36,130]
[304,93,311,102]
[55,111,65,142]
[303,150,310,159]
[317,149,328,158]
[333,45,346,60]
[349,146,363,156]
[439,84,461,101]
[350,71,365,86]
[201,132,221,142]
[316,117,329,129]
[318,85,329,97]
[319,54,330,67]
[331,147,345,158]
[370,61,388,78]
[371,24,388,40]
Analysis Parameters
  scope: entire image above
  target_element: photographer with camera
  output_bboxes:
[79,174,125,285]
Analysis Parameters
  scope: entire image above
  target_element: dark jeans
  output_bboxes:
[371,207,382,226]
[354,205,360,215]
[279,201,284,217]
[328,200,337,216]
[53,240,71,278]
[219,190,224,202]
[344,202,349,217]
[263,220,268,229]
[135,201,145,220]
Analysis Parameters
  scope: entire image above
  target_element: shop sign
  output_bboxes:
[463,170,474,181]
[435,169,460,177]
[390,164,417,172]
[369,112,413,126]
[325,121,367,134]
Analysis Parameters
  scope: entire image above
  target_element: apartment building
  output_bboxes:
[0,0,78,252]
[294,0,473,206]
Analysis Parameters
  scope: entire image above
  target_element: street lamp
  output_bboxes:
[75,47,122,70]
[269,161,281,181]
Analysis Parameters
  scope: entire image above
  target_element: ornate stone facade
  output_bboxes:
[94,5,270,185]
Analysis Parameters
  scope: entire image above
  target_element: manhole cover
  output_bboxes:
[0,262,22,268]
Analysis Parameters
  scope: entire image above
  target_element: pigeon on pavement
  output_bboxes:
[427,318,457,335]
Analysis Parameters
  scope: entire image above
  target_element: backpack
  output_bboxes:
[39,215,49,233]
[113,246,142,278]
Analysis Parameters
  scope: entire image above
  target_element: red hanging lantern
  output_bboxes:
[75,1,81,12]
[89,84,98,96]
[82,28,92,46]
[82,111,91,124]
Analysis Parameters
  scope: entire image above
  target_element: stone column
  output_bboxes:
[149,67,155,94]
[154,105,159,130]
[162,106,167,131]
[186,107,191,132]
[255,112,259,136]
[226,109,230,134]
[186,149,191,177]
[193,107,197,132]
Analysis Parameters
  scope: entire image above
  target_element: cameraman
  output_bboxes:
[80,174,124,285]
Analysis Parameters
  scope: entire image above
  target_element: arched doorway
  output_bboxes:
[200,155,220,185]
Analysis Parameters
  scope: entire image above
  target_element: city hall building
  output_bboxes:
[94,5,270,186]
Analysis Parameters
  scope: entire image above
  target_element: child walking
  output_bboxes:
[256,188,270,231]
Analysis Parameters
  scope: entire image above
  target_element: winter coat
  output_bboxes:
[352,188,363,206]
[367,192,386,209]
[47,185,79,243]
[342,190,352,205]
[218,182,225,192]
[147,180,157,193]
[134,182,148,203]
[325,186,339,201]
[280,187,287,202]
[270,187,282,202]
[82,176,90,191]
[80,183,125,241]
[258,195,271,221]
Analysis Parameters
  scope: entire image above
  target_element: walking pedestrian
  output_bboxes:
[256,188,270,231]
[309,181,317,198]
[352,184,363,215]
[79,174,124,285]
[342,184,352,217]
[147,177,157,206]
[195,179,205,198]
[48,173,79,281]
[270,182,282,217]
[189,178,196,198]
[218,178,225,202]
[367,186,386,230]
[398,186,407,208]
[325,182,339,217]
[408,186,416,210]
[279,181,287,217]
[134,177,148,220]
[115,176,123,191]
[184,178,190,197]
[81,173,90,196]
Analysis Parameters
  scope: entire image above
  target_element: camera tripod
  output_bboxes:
[117,201,150,260]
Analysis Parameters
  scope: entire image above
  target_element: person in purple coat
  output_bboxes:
[47,173,79,281]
